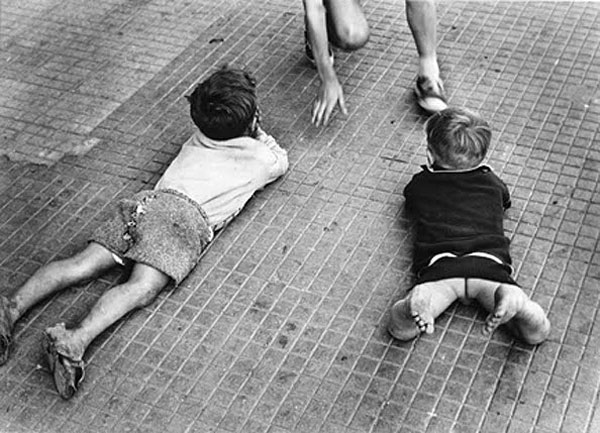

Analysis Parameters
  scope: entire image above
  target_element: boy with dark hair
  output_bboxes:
[388,108,550,345]
[0,67,288,399]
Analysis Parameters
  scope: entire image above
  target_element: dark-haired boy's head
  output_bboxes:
[188,67,257,140]
[424,107,491,170]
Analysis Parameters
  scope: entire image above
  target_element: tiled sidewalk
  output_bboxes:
[0,1,599,433]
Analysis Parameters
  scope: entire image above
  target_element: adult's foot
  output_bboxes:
[415,76,448,114]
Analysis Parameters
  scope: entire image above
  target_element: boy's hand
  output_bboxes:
[311,77,347,127]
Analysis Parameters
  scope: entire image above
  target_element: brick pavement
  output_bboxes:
[0,1,599,432]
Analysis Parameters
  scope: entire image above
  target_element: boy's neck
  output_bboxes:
[430,162,448,171]
[426,162,486,173]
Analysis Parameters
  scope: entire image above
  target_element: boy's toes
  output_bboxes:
[410,289,435,335]
[412,312,434,334]
[483,312,503,336]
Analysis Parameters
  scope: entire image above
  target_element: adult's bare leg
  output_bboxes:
[406,0,438,78]
[323,0,369,50]
[405,0,447,112]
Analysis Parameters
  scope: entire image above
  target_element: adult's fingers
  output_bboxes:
[338,93,348,116]
[322,101,335,126]
[312,99,326,126]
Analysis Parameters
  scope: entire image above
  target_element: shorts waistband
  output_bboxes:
[427,251,514,275]
[152,188,213,241]
[155,188,209,221]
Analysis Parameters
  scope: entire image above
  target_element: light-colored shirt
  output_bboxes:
[154,127,288,231]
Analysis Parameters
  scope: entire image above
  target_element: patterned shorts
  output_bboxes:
[91,189,213,285]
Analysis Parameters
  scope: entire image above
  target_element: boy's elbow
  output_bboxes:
[279,157,289,176]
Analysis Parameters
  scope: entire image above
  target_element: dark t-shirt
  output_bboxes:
[403,165,512,275]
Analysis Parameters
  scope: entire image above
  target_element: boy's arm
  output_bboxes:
[403,177,415,215]
[498,176,511,210]
[255,126,289,180]
[303,0,347,127]
[502,185,511,210]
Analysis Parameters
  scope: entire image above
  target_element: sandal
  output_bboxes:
[0,296,14,366]
[415,76,448,114]
[44,332,85,400]
[304,30,334,67]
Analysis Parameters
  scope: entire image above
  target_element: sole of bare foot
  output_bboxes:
[484,285,550,345]
[484,285,523,335]
[44,324,86,399]
[0,296,14,366]
[387,298,421,341]
[410,288,435,335]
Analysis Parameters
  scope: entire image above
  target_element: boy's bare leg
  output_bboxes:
[0,242,115,365]
[45,263,170,361]
[388,278,463,341]
[44,262,169,398]
[467,279,551,345]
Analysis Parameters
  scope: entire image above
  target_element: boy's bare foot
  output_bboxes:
[388,286,435,341]
[45,323,86,399]
[388,297,420,341]
[0,296,15,365]
[484,285,550,344]
[409,286,435,335]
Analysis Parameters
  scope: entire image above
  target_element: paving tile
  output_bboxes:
[1,0,600,432]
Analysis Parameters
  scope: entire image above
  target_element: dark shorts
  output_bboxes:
[416,255,518,286]
[91,189,213,285]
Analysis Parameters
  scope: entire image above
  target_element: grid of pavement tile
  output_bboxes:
[0,0,599,432]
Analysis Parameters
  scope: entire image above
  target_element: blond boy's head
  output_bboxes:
[424,107,491,170]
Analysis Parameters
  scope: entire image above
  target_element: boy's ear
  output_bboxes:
[246,111,259,138]
[426,147,436,167]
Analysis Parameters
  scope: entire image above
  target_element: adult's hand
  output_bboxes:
[311,76,348,127]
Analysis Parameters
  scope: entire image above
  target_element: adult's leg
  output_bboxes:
[388,278,463,340]
[405,0,447,112]
[324,0,369,50]
[467,279,551,345]
[0,242,116,364]
[406,0,438,78]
